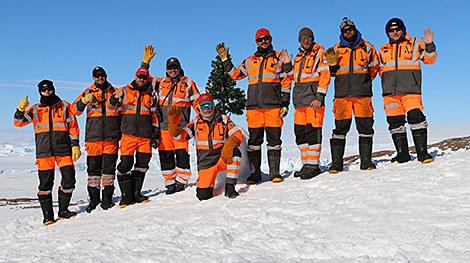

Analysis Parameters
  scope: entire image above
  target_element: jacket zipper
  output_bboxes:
[49,105,54,155]
[394,42,399,95]
[297,53,307,83]
[101,86,106,140]
[348,48,355,97]
[136,91,142,135]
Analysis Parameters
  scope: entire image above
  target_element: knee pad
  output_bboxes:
[175,149,190,168]
[196,187,214,201]
[407,109,426,124]
[386,115,406,130]
[117,155,134,174]
[59,165,76,190]
[294,124,307,145]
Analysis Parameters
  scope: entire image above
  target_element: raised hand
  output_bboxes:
[421,28,434,44]
[280,49,292,64]
[216,43,229,62]
[143,45,156,64]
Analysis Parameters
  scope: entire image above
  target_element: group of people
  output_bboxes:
[13,17,437,225]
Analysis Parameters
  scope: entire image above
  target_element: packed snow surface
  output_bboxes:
[1,127,470,262]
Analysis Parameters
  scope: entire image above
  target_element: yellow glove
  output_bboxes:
[221,136,240,164]
[167,106,183,136]
[143,45,156,64]
[216,43,229,62]
[72,146,81,162]
[17,96,30,112]
[81,91,97,105]
[280,107,289,118]
[325,47,338,66]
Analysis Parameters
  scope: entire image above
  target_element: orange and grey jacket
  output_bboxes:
[177,112,243,169]
[14,100,79,158]
[71,82,121,142]
[288,43,330,108]
[108,82,159,139]
[223,49,292,109]
[330,38,379,98]
[150,76,200,130]
[378,33,437,96]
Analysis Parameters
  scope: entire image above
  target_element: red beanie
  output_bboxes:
[255,28,271,41]
[135,67,149,77]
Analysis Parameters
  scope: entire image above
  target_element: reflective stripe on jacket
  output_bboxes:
[71,83,121,142]
[14,100,79,158]
[151,76,200,130]
[378,33,437,96]
[108,84,159,139]
[223,49,292,109]
[180,112,243,170]
[330,39,379,98]
[288,43,330,108]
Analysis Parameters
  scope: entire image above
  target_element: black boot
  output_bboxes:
[196,187,213,201]
[328,138,345,173]
[246,150,262,184]
[175,181,186,193]
[132,171,149,203]
[268,150,282,183]
[294,165,305,178]
[359,137,376,170]
[300,164,322,180]
[100,185,115,210]
[38,193,55,225]
[57,189,77,220]
[412,128,433,163]
[391,132,411,163]
[225,183,239,199]
[117,174,134,208]
[166,183,176,195]
[85,186,101,213]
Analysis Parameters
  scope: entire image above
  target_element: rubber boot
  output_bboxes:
[196,187,213,201]
[268,150,283,183]
[225,183,239,199]
[246,150,262,184]
[85,186,101,213]
[300,164,322,180]
[100,185,115,210]
[328,138,345,173]
[359,137,376,170]
[38,193,55,225]
[117,174,134,208]
[57,189,77,220]
[166,183,176,195]
[294,165,305,178]
[132,171,149,203]
[175,181,186,193]
[412,128,433,163]
[391,132,411,163]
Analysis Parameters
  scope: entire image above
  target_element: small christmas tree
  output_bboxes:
[205,55,246,115]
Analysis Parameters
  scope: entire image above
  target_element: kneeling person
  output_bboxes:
[168,93,243,200]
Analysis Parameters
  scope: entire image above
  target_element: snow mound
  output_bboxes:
[1,148,470,262]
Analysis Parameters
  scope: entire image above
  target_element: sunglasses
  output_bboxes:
[136,75,148,80]
[40,86,53,92]
[167,65,179,70]
[93,74,106,79]
[256,36,271,43]
[341,27,354,33]
[388,27,402,33]
[200,102,214,110]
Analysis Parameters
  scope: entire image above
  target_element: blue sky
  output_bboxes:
[1,0,468,134]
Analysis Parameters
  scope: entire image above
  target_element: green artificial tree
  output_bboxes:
[205,55,246,115]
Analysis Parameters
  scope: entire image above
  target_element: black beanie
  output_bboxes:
[92,66,107,77]
[166,57,181,69]
[37,79,55,94]
[385,18,406,34]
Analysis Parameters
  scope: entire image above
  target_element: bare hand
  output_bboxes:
[280,49,292,64]
[421,28,434,44]
[114,90,123,99]
[310,99,322,110]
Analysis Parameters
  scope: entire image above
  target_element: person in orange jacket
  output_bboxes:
[168,93,243,200]
[216,28,292,184]
[140,46,200,195]
[324,17,380,173]
[378,18,437,164]
[286,27,330,180]
[14,80,81,225]
[108,67,160,208]
[71,66,120,212]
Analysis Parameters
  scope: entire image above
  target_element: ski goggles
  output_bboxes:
[199,101,214,110]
